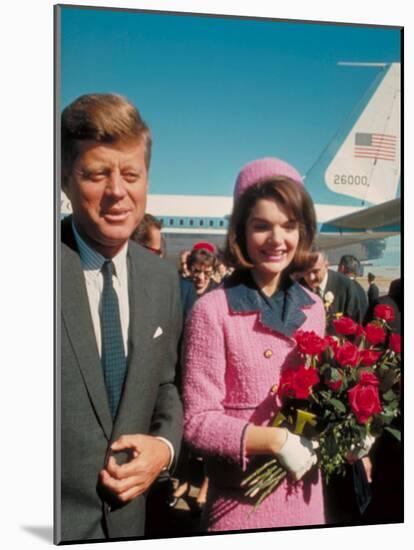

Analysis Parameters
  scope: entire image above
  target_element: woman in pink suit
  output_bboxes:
[183,157,326,532]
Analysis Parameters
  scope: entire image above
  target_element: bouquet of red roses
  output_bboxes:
[242,304,401,510]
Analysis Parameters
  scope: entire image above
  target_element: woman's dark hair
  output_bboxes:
[224,177,317,275]
[187,248,217,270]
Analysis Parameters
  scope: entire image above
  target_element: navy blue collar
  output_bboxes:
[224,271,316,338]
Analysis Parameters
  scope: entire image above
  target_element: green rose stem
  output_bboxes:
[254,471,287,504]
[241,457,280,487]
[248,471,287,516]
[244,463,284,495]
[242,455,287,511]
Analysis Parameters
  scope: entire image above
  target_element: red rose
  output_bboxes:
[389,333,401,354]
[348,381,382,424]
[334,341,360,367]
[374,304,395,322]
[291,365,320,399]
[277,370,296,399]
[358,370,380,386]
[355,324,366,337]
[332,316,358,335]
[277,366,319,400]
[364,323,386,345]
[326,371,343,392]
[295,330,328,356]
[359,349,382,367]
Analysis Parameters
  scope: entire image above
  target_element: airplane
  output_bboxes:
[60,62,401,263]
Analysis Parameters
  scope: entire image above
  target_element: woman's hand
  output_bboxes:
[274,431,319,481]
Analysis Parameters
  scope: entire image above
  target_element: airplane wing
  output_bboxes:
[317,197,400,250]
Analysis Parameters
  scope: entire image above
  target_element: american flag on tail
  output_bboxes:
[354,133,397,161]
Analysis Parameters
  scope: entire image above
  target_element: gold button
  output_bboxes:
[264,349,273,359]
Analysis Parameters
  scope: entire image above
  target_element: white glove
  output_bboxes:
[275,431,319,481]
[347,434,376,463]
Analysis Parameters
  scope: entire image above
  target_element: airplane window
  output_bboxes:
[189,220,194,226]
[179,219,183,225]
[169,219,174,226]
[209,220,214,227]
[219,220,224,227]
[199,220,204,226]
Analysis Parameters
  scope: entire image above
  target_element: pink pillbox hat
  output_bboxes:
[233,157,303,200]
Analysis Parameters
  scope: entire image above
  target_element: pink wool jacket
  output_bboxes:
[183,274,326,532]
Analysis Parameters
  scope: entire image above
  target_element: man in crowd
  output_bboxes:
[338,254,368,321]
[367,272,380,309]
[131,212,164,256]
[302,249,373,524]
[301,249,364,330]
[179,249,191,279]
[59,93,183,543]
[364,277,402,524]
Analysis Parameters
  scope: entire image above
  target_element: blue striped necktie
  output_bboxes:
[100,260,127,419]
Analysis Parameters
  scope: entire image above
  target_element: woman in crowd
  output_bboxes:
[182,157,326,531]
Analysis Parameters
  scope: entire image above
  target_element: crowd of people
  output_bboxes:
[59,93,402,543]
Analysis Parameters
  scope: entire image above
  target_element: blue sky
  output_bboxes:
[59,6,401,264]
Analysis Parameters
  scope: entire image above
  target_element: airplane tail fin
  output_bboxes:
[305,63,401,207]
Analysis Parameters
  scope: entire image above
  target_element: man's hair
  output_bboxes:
[187,248,217,270]
[130,213,162,246]
[224,177,317,275]
[308,246,329,267]
[61,93,152,180]
[368,272,376,282]
[339,254,360,276]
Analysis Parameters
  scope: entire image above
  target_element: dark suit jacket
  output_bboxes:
[301,270,366,333]
[325,270,368,326]
[350,278,369,321]
[367,282,380,309]
[58,217,183,543]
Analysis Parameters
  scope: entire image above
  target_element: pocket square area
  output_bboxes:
[153,327,163,338]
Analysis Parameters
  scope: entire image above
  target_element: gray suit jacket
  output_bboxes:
[57,217,183,543]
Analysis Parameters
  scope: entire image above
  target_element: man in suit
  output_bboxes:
[364,278,402,524]
[58,93,183,543]
[301,250,364,329]
[366,272,380,309]
[302,250,373,524]
[338,254,369,322]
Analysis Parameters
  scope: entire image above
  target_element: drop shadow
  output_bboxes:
[21,525,53,543]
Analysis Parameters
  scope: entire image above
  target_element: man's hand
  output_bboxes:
[99,434,171,503]
[346,434,375,464]
[362,456,373,483]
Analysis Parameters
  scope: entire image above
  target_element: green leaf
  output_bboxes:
[382,389,396,402]
[384,426,401,442]
[330,398,347,413]
[330,368,341,382]
[380,414,395,425]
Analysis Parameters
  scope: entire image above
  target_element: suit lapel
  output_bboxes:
[61,241,113,440]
